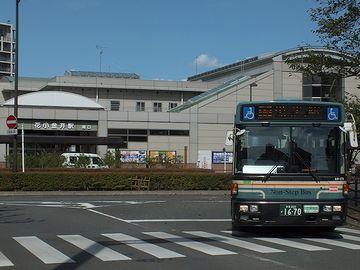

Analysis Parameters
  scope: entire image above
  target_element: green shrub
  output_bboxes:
[6,152,65,169]
[0,170,230,191]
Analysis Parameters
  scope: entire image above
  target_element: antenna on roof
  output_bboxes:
[96,45,108,72]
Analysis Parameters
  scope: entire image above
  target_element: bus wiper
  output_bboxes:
[262,164,279,182]
[262,152,288,182]
[293,152,321,182]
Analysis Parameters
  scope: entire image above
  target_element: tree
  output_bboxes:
[287,0,359,79]
[286,0,360,167]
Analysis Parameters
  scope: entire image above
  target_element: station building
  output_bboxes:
[0,47,359,169]
[0,22,15,77]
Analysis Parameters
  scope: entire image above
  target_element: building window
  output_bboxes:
[169,102,178,110]
[108,129,127,135]
[136,101,145,112]
[150,130,169,136]
[128,136,148,142]
[303,74,342,101]
[128,129,148,135]
[153,102,162,112]
[170,130,189,136]
[110,100,120,111]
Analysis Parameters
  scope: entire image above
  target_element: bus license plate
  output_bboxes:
[280,204,302,216]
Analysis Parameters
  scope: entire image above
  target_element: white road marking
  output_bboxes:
[143,232,236,256]
[303,238,360,250]
[58,235,131,261]
[126,218,231,223]
[86,209,131,224]
[0,201,95,209]
[90,200,166,205]
[186,231,284,253]
[87,209,220,225]
[340,234,360,242]
[102,233,185,259]
[13,236,74,264]
[336,227,360,235]
[254,237,330,251]
[86,209,229,225]
[0,252,14,267]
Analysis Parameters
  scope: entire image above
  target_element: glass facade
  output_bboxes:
[303,74,342,101]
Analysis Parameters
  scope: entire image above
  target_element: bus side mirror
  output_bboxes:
[236,129,246,136]
[341,113,358,148]
[225,129,246,146]
[225,130,234,146]
[340,123,358,148]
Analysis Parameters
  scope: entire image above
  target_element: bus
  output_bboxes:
[230,100,357,231]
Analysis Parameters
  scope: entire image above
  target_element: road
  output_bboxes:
[0,191,359,270]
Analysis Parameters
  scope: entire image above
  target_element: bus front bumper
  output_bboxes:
[231,200,347,227]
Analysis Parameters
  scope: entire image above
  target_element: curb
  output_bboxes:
[0,190,230,196]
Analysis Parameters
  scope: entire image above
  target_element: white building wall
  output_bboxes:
[345,76,360,98]
[282,71,303,99]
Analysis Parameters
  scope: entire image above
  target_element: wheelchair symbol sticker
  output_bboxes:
[243,106,255,121]
[327,107,339,121]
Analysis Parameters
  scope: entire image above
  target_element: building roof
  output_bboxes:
[64,70,140,79]
[3,91,104,109]
[187,46,346,82]
[173,47,347,112]
[170,75,252,112]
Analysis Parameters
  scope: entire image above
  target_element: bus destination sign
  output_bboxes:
[242,104,340,121]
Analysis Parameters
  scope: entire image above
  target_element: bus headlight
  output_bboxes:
[250,205,258,212]
[333,205,342,212]
[239,205,249,212]
[323,205,332,212]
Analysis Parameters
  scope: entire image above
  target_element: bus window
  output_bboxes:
[235,126,340,174]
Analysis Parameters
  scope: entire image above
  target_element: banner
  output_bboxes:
[149,150,176,162]
[212,151,233,164]
[120,150,147,163]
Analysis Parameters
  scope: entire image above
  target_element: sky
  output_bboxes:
[0,0,320,81]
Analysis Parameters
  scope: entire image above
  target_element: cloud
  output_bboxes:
[193,54,220,68]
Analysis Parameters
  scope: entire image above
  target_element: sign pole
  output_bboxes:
[223,147,226,173]
[21,124,24,173]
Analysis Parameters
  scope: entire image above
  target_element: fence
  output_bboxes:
[348,177,360,222]
[349,177,359,207]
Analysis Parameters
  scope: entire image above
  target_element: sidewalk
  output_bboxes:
[347,206,360,228]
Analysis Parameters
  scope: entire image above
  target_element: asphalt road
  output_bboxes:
[0,191,359,270]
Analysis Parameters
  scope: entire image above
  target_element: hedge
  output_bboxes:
[0,170,231,191]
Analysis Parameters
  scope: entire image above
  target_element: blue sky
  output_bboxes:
[1,0,319,80]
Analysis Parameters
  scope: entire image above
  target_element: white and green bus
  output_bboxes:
[230,100,357,231]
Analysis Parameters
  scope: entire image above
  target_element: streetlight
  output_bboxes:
[12,0,20,172]
[249,82,257,101]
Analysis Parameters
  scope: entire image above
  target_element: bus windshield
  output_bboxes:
[235,126,340,175]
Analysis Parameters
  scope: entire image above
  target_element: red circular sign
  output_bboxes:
[6,115,17,129]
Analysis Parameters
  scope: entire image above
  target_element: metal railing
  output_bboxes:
[349,177,359,207]
[348,177,360,222]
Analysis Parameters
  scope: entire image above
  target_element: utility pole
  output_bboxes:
[96,45,107,73]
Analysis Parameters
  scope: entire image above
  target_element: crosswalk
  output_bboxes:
[1,228,360,267]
